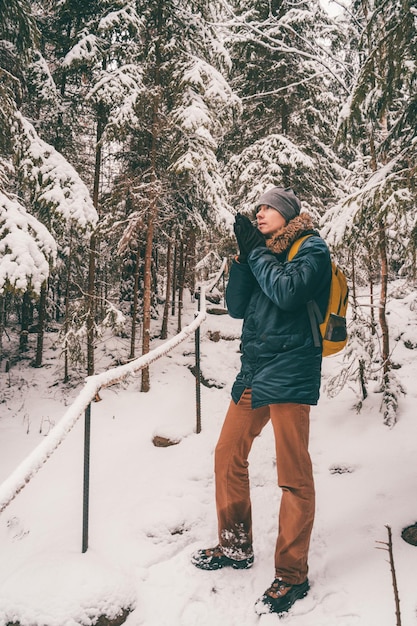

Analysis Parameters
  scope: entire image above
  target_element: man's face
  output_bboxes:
[256,204,286,236]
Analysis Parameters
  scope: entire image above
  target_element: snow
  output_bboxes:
[87,64,144,118]
[14,113,98,232]
[227,134,315,214]
[0,191,57,294]
[181,59,240,113]
[1,285,417,625]
[97,4,144,36]
[61,34,99,68]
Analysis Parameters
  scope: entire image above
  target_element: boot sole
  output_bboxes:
[255,579,310,615]
[191,554,254,571]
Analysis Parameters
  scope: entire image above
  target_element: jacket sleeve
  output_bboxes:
[247,236,331,312]
[226,258,257,319]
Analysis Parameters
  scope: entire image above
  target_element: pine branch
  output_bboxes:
[217,0,350,93]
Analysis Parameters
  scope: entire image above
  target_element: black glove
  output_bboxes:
[233,213,266,262]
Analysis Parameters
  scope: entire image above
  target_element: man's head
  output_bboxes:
[255,187,301,236]
[256,187,301,223]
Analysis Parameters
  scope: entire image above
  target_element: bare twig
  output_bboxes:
[376,525,402,626]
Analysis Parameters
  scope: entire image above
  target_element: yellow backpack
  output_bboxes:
[288,235,349,357]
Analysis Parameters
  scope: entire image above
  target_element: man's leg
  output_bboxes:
[269,403,315,585]
[215,389,270,560]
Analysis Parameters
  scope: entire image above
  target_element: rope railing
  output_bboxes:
[0,287,208,549]
[205,256,228,293]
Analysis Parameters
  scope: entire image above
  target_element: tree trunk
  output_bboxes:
[359,358,368,401]
[350,246,356,315]
[177,239,185,333]
[187,229,196,297]
[19,291,31,352]
[364,243,377,335]
[171,240,177,317]
[410,223,417,282]
[63,236,72,383]
[129,245,141,360]
[141,194,158,391]
[35,280,47,367]
[86,107,105,377]
[0,295,4,362]
[160,234,173,340]
[86,232,97,377]
[378,218,390,376]
[141,0,163,392]
[177,233,195,332]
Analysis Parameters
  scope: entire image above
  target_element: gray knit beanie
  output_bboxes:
[256,187,301,222]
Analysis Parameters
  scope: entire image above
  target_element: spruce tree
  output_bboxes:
[106,0,239,389]
[322,0,417,425]
[220,0,349,213]
[29,0,143,376]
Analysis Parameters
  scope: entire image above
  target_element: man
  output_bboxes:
[191,187,332,615]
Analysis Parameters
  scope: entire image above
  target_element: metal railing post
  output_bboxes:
[82,402,91,553]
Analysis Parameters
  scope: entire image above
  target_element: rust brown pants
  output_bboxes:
[214,389,315,584]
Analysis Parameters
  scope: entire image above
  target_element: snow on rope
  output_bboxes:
[0,291,207,514]
[206,256,228,292]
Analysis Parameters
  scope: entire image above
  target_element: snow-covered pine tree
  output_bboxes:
[0,191,56,295]
[0,0,39,193]
[0,0,55,360]
[31,0,143,376]
[0,0,37,157]
[219,0,349,214]
[0,191,57,358]
[103,0,239,390]
[11,112,98,366]
[322,0,417,425]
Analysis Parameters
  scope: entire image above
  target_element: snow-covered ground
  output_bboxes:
[1,284,417,626]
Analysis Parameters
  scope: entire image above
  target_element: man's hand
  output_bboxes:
[234,213,266,262]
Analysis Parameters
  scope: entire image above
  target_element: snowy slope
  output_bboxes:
[0,285,417,626]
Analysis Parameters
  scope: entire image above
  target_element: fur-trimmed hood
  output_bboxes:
[265,212,317,255]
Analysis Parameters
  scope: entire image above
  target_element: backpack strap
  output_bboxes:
[288,234,322,348]
[287,234,313,261]
[307,301,323,348]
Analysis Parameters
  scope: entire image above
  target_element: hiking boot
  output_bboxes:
[254,577,310,615]
[191,545,254,571]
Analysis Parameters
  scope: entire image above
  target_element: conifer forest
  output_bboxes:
[1,0,416,424]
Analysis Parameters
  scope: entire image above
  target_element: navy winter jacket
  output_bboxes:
[226,229,331,408]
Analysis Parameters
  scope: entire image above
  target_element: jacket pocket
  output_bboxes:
[258,331,304,357]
